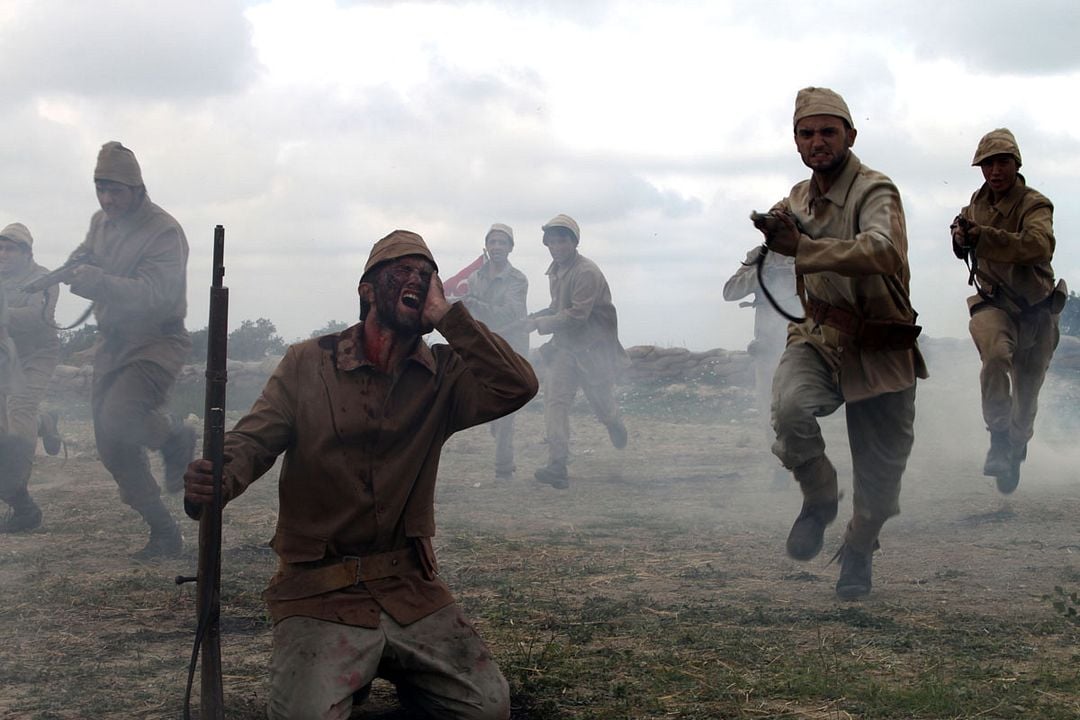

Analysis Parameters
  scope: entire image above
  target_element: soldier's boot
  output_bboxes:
[786,455,838,561]
[38,410,63,457]
[534,460,569,490]
[606,419,628,450]
[161,422,197,494]
[132,499,183,560]
[995,438,1026,495]
[833,515,884,601]
[0,436,41,533]
[0,489,42,533]
[983,431,1012,478]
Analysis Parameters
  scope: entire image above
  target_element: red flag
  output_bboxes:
[443,254,484,300]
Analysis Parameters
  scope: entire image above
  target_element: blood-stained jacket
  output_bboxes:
[219,302,538,627]
[958,176,1055,314]
[773,152,927,403]
[69,194,190,376]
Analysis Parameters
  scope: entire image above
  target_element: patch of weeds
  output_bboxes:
[1045,585,1080,625]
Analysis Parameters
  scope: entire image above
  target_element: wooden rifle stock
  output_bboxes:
[178,225,228,719]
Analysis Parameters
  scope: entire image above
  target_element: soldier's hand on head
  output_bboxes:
[421,272,451,329]
[184,458,216,506]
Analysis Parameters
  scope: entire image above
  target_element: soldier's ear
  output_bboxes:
[358,281,374,304]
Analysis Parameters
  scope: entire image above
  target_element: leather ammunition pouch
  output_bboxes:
[1049,279,1068,315]
[805,296,921,351]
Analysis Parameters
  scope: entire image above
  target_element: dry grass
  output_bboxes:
[2,377,1080,719]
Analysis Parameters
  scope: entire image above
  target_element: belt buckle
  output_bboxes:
[343,555,363,585]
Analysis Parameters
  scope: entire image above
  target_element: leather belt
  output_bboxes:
[263,547,419,602]
[803,295,921,351]
[804,295,861,336]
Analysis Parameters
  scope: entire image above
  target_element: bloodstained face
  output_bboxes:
[372,256,435,333]
[794,115,856,176]
[980,154,1019,197]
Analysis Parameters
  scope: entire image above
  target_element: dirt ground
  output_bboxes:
[1,353,1079,719]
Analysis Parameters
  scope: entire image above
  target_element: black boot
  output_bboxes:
[133,499,183,559]
[161,423,197,494]
[534,461,569,489]
[786,455,838,561]
[983,431,1011,478]
[1,490,42,533]
[834,543,873,600]
[606,419,628,449]
[38,410,63,456]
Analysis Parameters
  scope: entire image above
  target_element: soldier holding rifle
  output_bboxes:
[753,87,926,600]
[184,230,537,720]
[57,141,196,558]
[951,128,1064,494]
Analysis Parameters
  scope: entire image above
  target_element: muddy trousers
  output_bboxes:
[771,343,916,537]
[542,347,621,465]
[489,413,516,476]
[267,604,510,720]
[91,360,178,528]
[969,306,1059,445]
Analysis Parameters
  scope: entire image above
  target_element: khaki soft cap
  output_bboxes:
[485,223,514,247]
[793,86,853,129]
[94,141,144,187]
[0,222,33,250]
[364,229,438,274]
[972,128,1022,167]
[541,214,580,244]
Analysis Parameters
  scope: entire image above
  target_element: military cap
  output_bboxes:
[972,128,1022,167]
[541,214,580,244]
[364,229,438,274]
[94,141,144,187]
[485,223,514,247]
[793,87,854,129]
[0,222,33,250]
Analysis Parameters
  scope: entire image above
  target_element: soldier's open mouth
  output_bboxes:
[402,292,420,309]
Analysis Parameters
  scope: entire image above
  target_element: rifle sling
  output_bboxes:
[263,548,420,602]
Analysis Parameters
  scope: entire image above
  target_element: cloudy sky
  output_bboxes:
[1,0,1078,351]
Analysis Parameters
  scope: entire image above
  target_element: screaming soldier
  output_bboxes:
[753,87,926,600]
[59,142,196,559]
[184,230,537,720]
[462,223,530,481]
[523,214,628,490]
[723,245,799,486]
[0,223,60,532]
[951,128,1063,493]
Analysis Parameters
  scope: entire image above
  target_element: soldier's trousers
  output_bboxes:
[489,413,516,476]
[0,353,56,503]
[771,343,916,525]
[543,347,621,465]
[969,305,1059,445]
[267,604,510,720]
[91,360,177,511]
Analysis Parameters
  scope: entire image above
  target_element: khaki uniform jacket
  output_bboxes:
[0,283,22,394]
[463,260,529,354]
[535,251,627,370]
[959,177,1055,314]
[3,261,60,363]
[71,195,190,376]
[774,152,927,403]
[220,303,538,627]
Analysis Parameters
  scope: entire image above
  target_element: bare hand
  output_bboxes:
[184,458,216,506]
[950,215,978,250]
[751,210,800,257]
[421,273,451,328]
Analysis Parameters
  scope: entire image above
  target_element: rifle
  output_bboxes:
[21,248,95,294]
[176,225,228,719]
